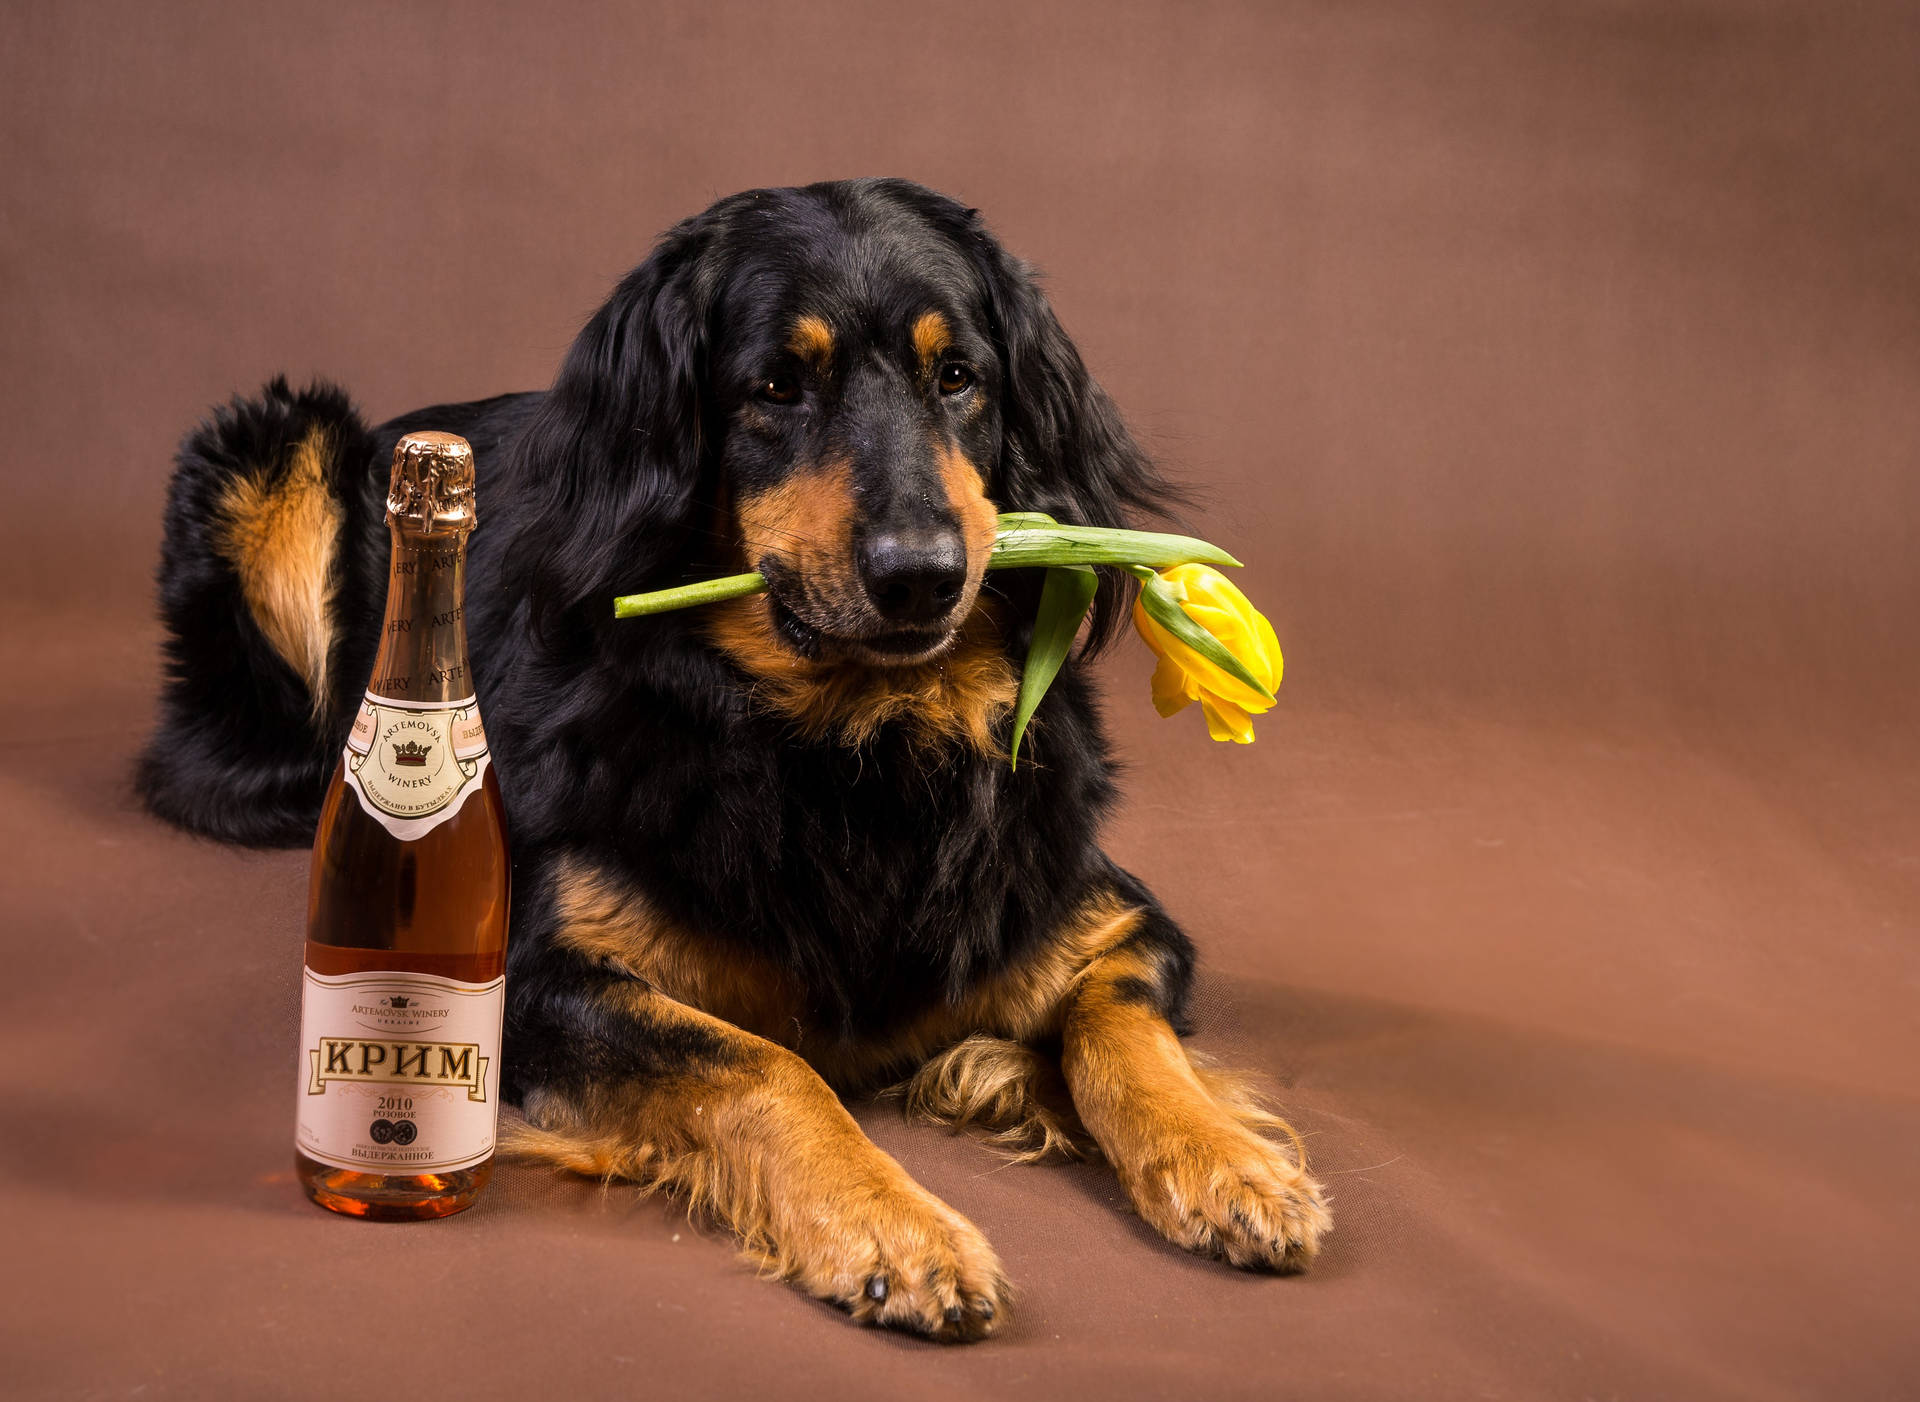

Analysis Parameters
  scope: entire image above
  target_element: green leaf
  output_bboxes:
[989,524,1242,572]
[1008,564,1099,771]
[993,510,1060,529]
[1134,572,1275,703]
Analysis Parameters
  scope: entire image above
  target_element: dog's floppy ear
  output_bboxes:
[495,221,712,641]
[967,223,1181,651]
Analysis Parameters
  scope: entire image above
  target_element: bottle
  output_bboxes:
[295,431,510,1220]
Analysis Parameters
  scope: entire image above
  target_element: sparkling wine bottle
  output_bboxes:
[294,431,510,1220]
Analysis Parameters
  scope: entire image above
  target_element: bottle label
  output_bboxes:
[296,967,505,1175]
[343,692,490,840]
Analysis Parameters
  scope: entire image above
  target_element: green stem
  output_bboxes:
[611,519,1244,618]
[613,572,766,618]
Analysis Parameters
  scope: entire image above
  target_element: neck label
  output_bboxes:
[343,692,489,840]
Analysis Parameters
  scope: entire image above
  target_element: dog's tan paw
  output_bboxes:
[1118,1126,1330,1272]
[777,1179,1008,1341]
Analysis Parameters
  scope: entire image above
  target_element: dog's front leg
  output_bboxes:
[510,970,1006,1340]
[1059,901,1331,1271]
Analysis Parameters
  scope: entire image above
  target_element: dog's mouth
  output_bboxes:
[765,583,959,667]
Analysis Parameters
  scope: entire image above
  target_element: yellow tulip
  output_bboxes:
[1131,563,1282,744]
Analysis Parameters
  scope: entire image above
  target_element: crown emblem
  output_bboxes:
[391,739,432,767]
[384,996,413,1009]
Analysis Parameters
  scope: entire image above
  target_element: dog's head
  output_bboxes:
[501,179,1169,681]
[701,188,1008,667]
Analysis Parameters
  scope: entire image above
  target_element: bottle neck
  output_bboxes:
[367,527,475,705]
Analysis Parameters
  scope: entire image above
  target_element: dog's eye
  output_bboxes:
[758,374,801,405]
[937,363,974,396]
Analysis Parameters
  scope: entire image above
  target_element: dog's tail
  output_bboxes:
[137,377,384,846]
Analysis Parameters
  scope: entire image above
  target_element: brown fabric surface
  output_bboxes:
[3,3,1916,1398]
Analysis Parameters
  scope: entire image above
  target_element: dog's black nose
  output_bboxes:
[858,528,968,624]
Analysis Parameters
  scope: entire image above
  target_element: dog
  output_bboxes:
[139,177,1329,1340]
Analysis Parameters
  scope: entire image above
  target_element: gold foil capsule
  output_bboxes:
[387,431,477,534]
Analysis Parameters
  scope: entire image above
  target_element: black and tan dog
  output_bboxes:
[139,178,1329,1340]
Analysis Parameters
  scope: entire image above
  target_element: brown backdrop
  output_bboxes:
[4,3,1917,1399]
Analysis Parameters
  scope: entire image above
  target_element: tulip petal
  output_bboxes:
[1200,695,1256,743]
[1149,653,1196,716]
[1253,608,1284,691]
[1159,632,1274,712]
[1184,601,1271,691]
